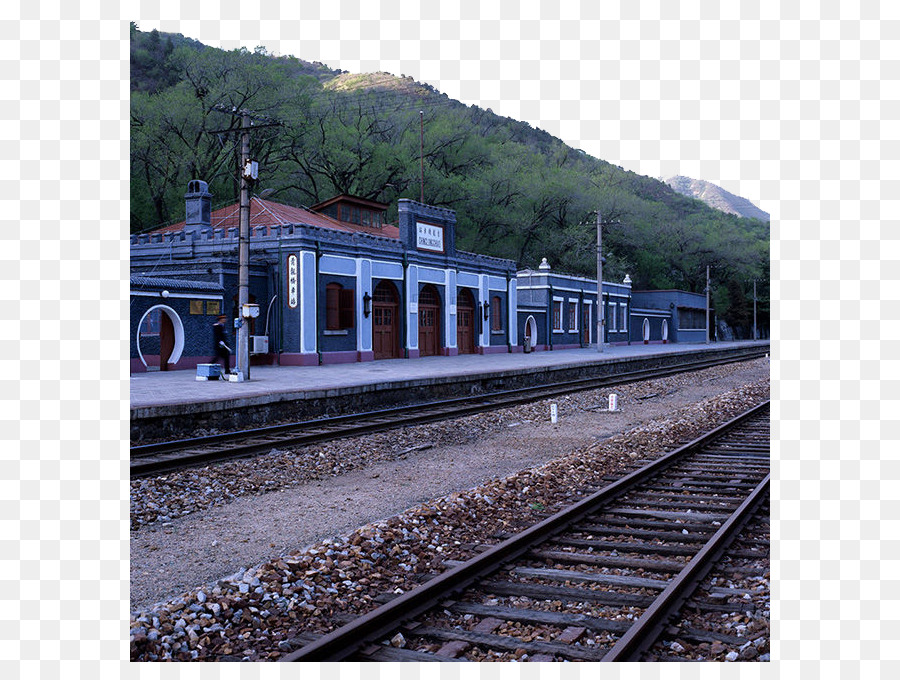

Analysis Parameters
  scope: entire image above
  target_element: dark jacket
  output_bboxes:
[213,321,229,353]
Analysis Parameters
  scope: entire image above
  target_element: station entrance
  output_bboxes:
[456,288,475,354]
[373,280,400,360]
[418,284,441,357]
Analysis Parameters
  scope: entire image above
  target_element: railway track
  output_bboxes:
[281,401,769,662]
[131,349,768,478]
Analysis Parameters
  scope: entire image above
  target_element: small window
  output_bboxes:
[326,283,355,330]
[362,210,371,227]
[568,302,578,331]
[491,296,502,331]
[140,309,161,336]
[552,301,562,331]
[608,301,617,331]
[678,307,705,330]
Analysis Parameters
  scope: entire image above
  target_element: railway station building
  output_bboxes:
[629,289,712,344]
[130,182,518,372]
[515,260,632,352]
[130,182,713,373]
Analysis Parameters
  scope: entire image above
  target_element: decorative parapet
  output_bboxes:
[131,222,406,260]
[515,269,632,298]
[456,249,517,274]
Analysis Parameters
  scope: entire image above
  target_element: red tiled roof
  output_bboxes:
[311,194,390,212]
[152,196,399,239]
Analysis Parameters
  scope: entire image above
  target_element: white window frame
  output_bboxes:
[568,300,578,332]
[552,298,564,333]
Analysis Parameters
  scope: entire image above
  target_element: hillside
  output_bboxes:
[664,175,769,221]
[129,24,769,336]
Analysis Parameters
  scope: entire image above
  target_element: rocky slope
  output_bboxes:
[663,176,769,221]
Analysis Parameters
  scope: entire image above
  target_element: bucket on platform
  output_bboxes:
[196,364,222,380]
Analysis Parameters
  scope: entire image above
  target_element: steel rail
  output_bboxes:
[132,349,767,477]
[280,400,769,662]
[601,473,770,661]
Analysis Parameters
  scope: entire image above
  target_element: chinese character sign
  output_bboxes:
[416,222,444,253]
[288,254,298,308]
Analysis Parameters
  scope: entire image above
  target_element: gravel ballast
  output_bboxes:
[130,358,770,662]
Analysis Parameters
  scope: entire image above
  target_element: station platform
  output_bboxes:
[131,341,769,441]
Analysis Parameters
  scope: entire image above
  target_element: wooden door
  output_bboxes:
[373,281,399,359]
[456,289,475,354]
[582,305,591,345]
[159,310,174,370]
[418,284,441,357]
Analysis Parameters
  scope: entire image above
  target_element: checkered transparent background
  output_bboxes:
[3,0,896,677]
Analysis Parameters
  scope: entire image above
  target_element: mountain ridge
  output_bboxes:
[663,175,769,222]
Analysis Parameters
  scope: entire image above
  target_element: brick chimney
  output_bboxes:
[185,180,212,231]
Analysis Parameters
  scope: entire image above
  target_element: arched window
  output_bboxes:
[139,308,161,336]
[491,295,502,331]
[326,283,355,330]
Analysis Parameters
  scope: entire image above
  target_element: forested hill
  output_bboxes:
[130,23,769,335]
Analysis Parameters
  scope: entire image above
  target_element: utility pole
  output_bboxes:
[705,265,710,345]
[597,210,603,352]
[209,106,279,381]
[753,279,758,340]
[419,110,425,203]
[237,111,251,381]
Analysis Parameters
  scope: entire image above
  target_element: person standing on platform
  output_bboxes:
[212,315,232,374]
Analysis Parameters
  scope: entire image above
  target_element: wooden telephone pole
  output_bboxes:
[597,210,603,352]
[237,111,251,381]
[209,106,280,381]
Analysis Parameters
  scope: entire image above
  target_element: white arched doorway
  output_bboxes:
[662,319,668,343]
[642,318,650,344]
[524,315,538,350]
[136,305,185,370]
